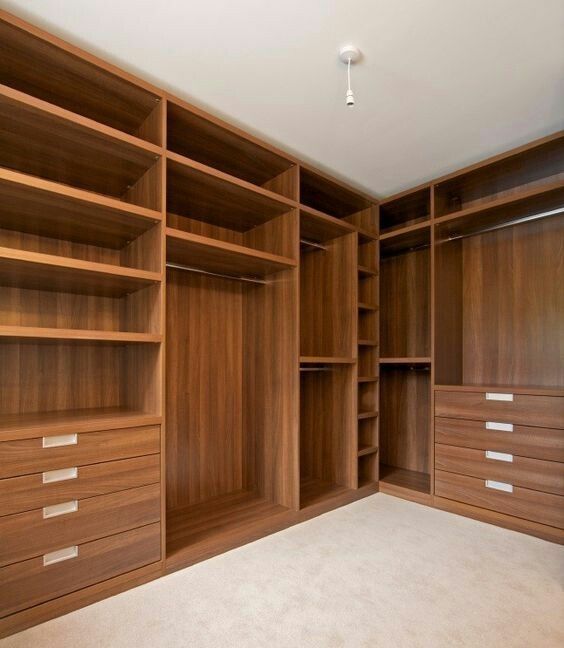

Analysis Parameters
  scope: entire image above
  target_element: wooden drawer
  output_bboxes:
[435,470,564,529]
[0,522,160,619]
[435,390,564,429]
[0,425,160,479]
[435,417,564,462]
[0,454,160,517]
[435,444,564,496]
[0,483,160,568]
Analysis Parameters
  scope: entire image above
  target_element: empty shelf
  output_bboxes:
[358,411,378,420]
[358,302,378,311]
[300,477,351,509]
[299,205,356,243]
[379,465,431,494]
[0,326,161,345]
[300,356,356,364]
[358,376,379,383]
[358,265,378,277]
[358,445,378,457]
[380,357,431,364]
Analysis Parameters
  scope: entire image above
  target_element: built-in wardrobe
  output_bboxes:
[0,8,562,640]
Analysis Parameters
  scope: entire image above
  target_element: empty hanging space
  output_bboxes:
[300,362,356,507]
[166,100,297,198]
[0,18,163,143]
[0,86,162,209]
[435,205,564,390]
[165,232,299,568]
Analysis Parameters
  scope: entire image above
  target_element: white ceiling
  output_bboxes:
[3,0,564,198]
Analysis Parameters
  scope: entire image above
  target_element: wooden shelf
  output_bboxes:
[299,205,356,242]
[358,411,378,420]
[167,152,296,232]
[166,228,296,278]
[300,477,351,509]
[300,356,356,364]
[358,228,378,243]
[358,376,379,383]
[358,302,378,311]
[0,247,161,297]
[358,445,378,457]
[380,222,431,257]
[358,265,378,277]
[0,17,162,143]
[0,84,161,201]
[358,339,378,347]
[380,186,430,234]
[0,407,162,442]
[167,99,295,196]
[300,166,372,219]
[379,464,430,494]
[166,490,290,561]
[380,357,431,364]
[0,168,161,249]
[0,326,161,345]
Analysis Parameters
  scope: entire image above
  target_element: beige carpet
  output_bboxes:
[3,493,563,648]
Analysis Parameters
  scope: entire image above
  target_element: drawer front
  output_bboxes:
[0,522,160,618]
[0,483,160,568]
[435,470,564,528]
[0,425,160,479]
[435,444,564,496]
[435,417,564,462]
[435,391,564,429]
[0,454,160,517]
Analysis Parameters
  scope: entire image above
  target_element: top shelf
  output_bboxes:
[299,167,372,219]
[299,205,356,243]
[379,186,430,234]
[167,99,296,199]
[0,16,162,145]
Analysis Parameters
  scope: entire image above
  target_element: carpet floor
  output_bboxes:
[2,493,563,648]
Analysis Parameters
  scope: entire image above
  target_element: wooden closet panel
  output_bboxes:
[243,210,297,259]
[462,217,564,387]
[165,269,244,509]
[0,343,123,415]
[380,248,430,357]
[380,368,430,473]
[243,266,299,509]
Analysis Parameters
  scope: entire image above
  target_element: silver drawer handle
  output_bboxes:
[43,434,78,448]
[43,546,78,566]
[43,500,78,519]
[485,450,513,463]
[486,392,514,402]
[42,467,78,484]
[486,421,514,432]
[485,479,513,493]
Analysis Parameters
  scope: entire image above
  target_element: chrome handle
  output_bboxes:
[43,546,78,566]
[486,421,514,432]
[43,434,78,448]
[43,500,78,519]
[486,392,514,402]
[485,479,513,493]
[485,450,513,463]
[42,467,78,484]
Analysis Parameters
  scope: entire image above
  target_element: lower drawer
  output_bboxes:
[435,417,564,462]
[0,522,160,619]
[435,444,564,496]
[0,483,160,567]
[435,470,564,529]
[0,454,160,517]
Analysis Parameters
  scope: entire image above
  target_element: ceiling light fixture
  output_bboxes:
[339,45,361,107]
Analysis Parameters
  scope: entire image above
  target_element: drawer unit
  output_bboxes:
[0,454,160,517]
[435,470,564,529]
[435,417,564,462]
[0,426,160,479]
[435,391,564,429]
[0,522,161,619]
[435,444,564,496]
[0,483,160,568]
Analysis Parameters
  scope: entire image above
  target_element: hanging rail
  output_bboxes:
[446,206,564,242]
[166,262,267,285]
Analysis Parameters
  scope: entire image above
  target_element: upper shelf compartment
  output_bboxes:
[167,100,296,199]
[0,85,161,209]
[379,187,430,235]
[299,167,375,230]
[0,16,162,144]
[434,133,564,217]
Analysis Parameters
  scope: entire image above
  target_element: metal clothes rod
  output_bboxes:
[446,206,564,242]
[166,262,267,285]
[300,238,327,251]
